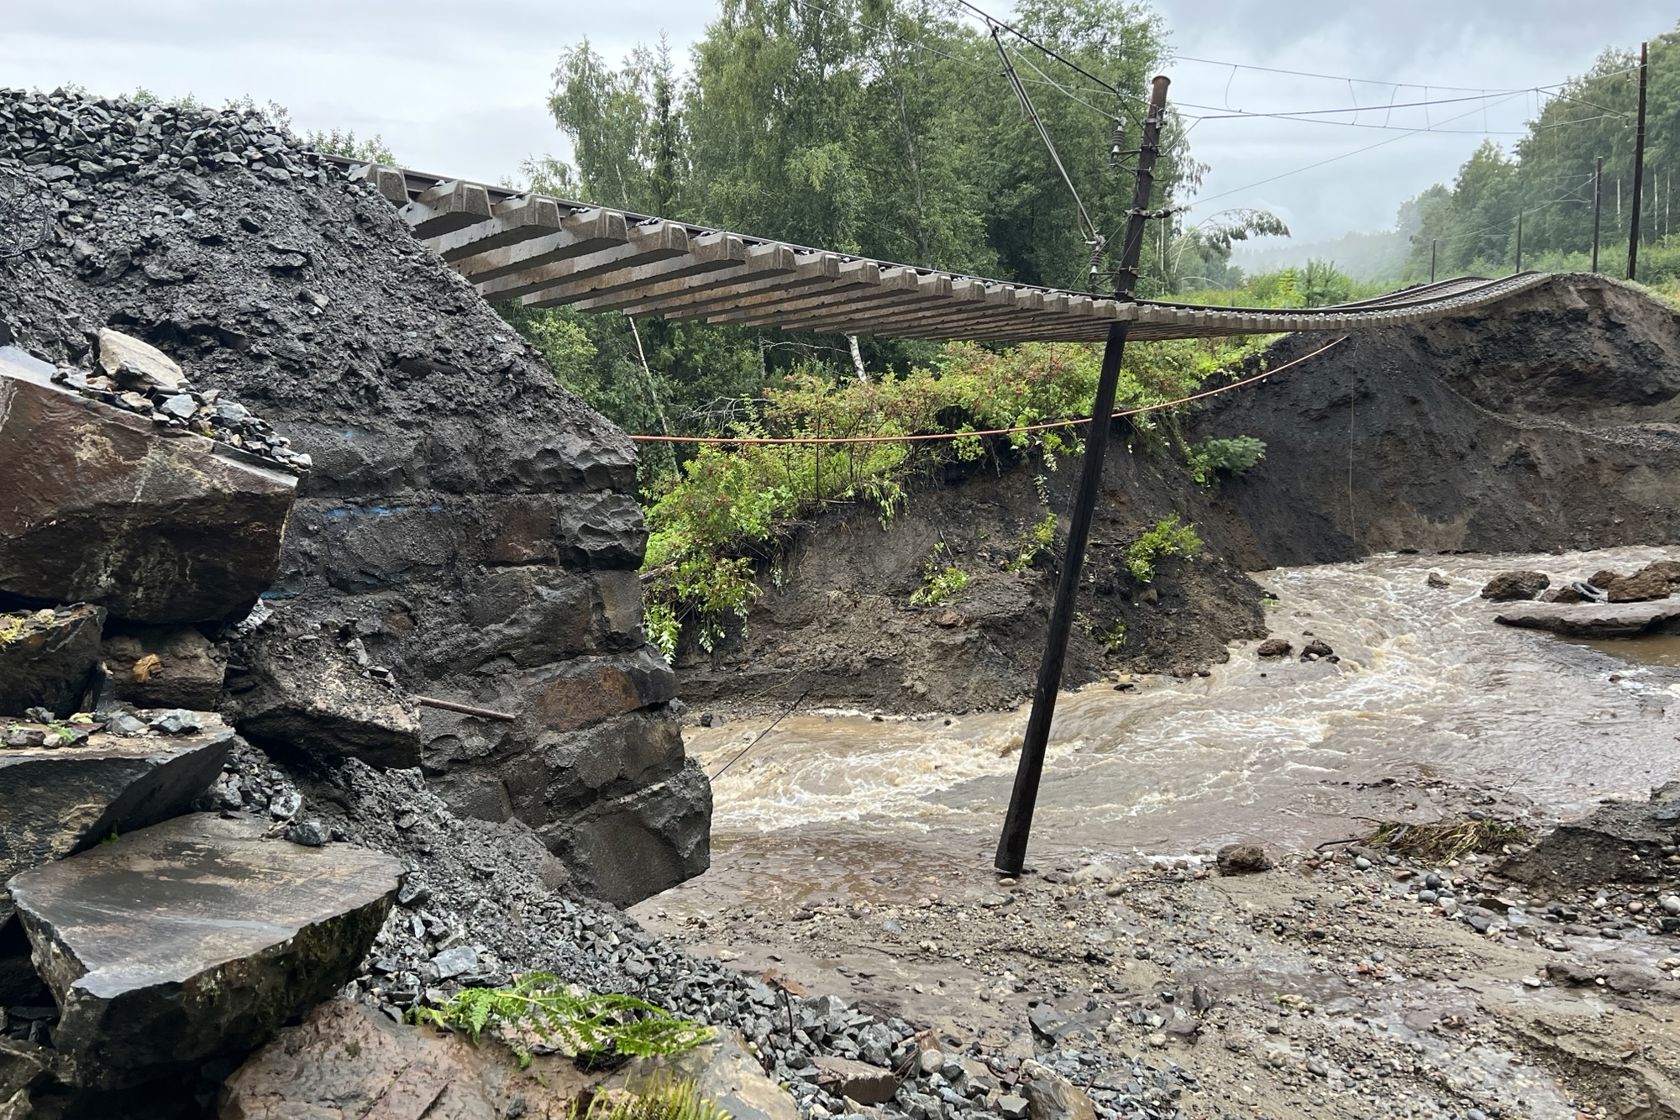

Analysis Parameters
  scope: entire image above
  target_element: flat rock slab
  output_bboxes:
[1500,782,1680,889]
[9,814,401,1091]
[0,720,233,923]
[1494,599,1680,639]
[0,347,295,624]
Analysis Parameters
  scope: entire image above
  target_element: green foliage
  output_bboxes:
[1124,515,1203,583]
[303,127,395,163]
[911,541,969,606]
[1006,514,1058,573]
[639,337,1251,649]
[1078,612,1128,654]
[413,975,713,1065]
[1187,436,1266,487]
[576,1079,732,1120]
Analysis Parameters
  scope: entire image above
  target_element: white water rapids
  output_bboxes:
[686,547,1680,863]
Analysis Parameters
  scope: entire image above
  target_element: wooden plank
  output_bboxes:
[519,233,749,309]
[476,221,690,302]
[425,196,564,263]
[706,267,937,327]
[594,249,836,317]
[453,209,629,283]
[401,180,493,239]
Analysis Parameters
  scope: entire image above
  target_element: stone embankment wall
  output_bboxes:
[0,87,706,905]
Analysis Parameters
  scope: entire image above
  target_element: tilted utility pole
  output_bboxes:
[1592,157,1603,273]
[1515,211,1523,273]
[1430,239,1437,283]
[1628,41,1648,281]
[994,74,1171,877]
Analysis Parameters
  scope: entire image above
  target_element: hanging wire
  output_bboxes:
[990,26,1105,283]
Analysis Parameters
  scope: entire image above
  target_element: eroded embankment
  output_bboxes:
[677,274,1680,714]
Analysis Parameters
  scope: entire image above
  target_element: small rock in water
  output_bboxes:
[1661,895,1680,916]
[1426,570,1451,589]
[1256,638,1292,659]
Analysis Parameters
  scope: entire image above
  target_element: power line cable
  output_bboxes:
[1183,90,1529,211]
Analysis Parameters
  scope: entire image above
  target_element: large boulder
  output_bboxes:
[8,814,401,1091]
[0,718,233,923]
[0,605,104,718]
[1606,562,1680,603]
[605,1031,800,1120]
[102,625,228,711]
[0,347,295,625]
[225,618,421,769]
[1494,599,1680,638]
[1479,570,1550,602]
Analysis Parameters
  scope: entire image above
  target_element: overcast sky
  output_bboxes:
[4,1,1670,252]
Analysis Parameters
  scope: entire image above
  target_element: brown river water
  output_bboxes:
[672,547,1680,885]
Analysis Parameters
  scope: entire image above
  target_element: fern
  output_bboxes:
[413,974,714,1064]
[576,1078,732,1120]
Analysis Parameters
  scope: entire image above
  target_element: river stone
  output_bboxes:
[0,348,296,624]
[1216,843,1273,875]
[0,604,104,718]
[227,620,421,769]
[1255,638,1292,658]
[1020,1059,1098,1120]
[96,328,184,392]
[1479,570,1550,602]
[102,625,228,711]
[8,814,401,1091]
[0,720,233,924]
[1493,599,1680,639]
[1606,565,1678,603]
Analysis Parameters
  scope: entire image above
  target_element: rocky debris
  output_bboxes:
[95,327,182,391]
[0,1038,63,1115]
[0,605,103,718]
[1215,843,1273,875]
[1494,599,1680,639]
[8,813,401,1091]
[101,625,226,710]
[1018,1059,1097,1120]
[0,85,699,901]
[1426,571,1451,589]
[0,348,296,625]
[61,330,312,472]
[1479,570,1550,602]
[812,1053,900,1105]
[1299,638,1334,661]
[1500,783,1680,890]
[1605,561,1680,603]
[225,616,421,769]
[1541,584,1589,603]
[0,717,232,923]
[1255,639,1292,658]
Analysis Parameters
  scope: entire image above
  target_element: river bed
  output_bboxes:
[673,547,1680,876]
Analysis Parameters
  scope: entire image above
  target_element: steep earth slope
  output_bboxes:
[680,275,1680,714]
[0,87,705,904]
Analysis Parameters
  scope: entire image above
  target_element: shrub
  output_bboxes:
[1186,435,1266,486]
[911,541,970,606]
[413,975,713,1066]
[1124,515,1203,583]
[1005,513,1057,572]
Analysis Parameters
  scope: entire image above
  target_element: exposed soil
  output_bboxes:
[638,826,1680,1120]
[678,275,1680,716]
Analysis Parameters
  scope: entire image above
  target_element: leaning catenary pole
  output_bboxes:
[995,74,1171,877]
[1515,211,1523,273]
[1628,41,1648,281]
[1429,239,1437,283]
[1592,156,1603,273]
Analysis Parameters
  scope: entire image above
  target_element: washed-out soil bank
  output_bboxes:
[677,274,1680,714]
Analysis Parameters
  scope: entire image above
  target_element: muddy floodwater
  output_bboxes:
[674,547,1680,880]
